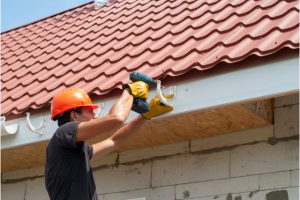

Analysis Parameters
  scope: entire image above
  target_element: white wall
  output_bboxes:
[2,93,299,200]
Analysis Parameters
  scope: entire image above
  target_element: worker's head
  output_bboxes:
[51,88,99,126]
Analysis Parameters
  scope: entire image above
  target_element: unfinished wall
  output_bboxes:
[2,93,299,200]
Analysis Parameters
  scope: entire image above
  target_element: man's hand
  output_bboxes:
[126,81,149,99]
[142,95,174,120]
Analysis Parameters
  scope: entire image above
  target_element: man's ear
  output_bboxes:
[70,111,78,121]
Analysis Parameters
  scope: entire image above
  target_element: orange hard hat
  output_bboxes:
[51,88,99,120]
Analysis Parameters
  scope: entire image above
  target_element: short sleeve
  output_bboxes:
[54,121,82,148]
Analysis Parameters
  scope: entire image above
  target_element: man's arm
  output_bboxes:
[91,115,146,159]
[75,89,133,142]
[89,94,174,159]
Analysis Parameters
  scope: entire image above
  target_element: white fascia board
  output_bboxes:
[1,56,299,149]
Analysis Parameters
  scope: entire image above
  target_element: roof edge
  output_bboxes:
[1,54,298,148]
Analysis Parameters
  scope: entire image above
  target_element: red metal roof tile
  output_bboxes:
[1,0,299,116]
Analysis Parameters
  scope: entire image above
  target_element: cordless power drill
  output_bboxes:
[130,72,157,114]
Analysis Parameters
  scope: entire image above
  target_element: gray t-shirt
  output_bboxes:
[45,121,97,200]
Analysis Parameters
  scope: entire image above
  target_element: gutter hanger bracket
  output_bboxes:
[26,112,47,136]
[1,116,18,136]
[156,80,176,107]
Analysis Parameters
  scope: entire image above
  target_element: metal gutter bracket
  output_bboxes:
[1,116,18,136]
[26,112,47,135]
[156,80,176,107]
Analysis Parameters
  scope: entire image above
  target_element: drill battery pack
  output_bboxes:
[131,98,149,114]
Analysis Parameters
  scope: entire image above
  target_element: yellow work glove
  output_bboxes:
[127,81,149,99]
[142,95,174,120]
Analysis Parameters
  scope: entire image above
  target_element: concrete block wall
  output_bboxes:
[2,93,299,200]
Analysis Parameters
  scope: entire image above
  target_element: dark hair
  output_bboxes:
[55,107,82,127]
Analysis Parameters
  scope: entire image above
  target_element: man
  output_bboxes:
[45,81,173,200]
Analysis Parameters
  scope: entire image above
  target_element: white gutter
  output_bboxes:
[1,55,299,149]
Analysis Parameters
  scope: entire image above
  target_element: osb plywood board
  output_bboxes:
[1,100,273,172]
[1,141,48,172]
[114,103,272,152]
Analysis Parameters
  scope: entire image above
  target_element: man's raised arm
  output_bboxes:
[75,81,149,142]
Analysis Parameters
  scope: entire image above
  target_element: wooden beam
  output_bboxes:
[1,141,48,172]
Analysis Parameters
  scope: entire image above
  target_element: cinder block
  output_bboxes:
[152,151,230,187]
[91,153,118,168]
[274,104,299,138]
[98,195,104,200]
[103,186,175,200]
[291,170,299,186]
[175,175,259,199]
[2,166,44,182]
[231,141,299,177]
[260,171,290,190]
[93,162,151,194]
[1,181,26,200]
[25,177,49,200]
[275,93,299,108]
[120,141,189,163]
[191,125,273,152]
[179,187,299,200]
